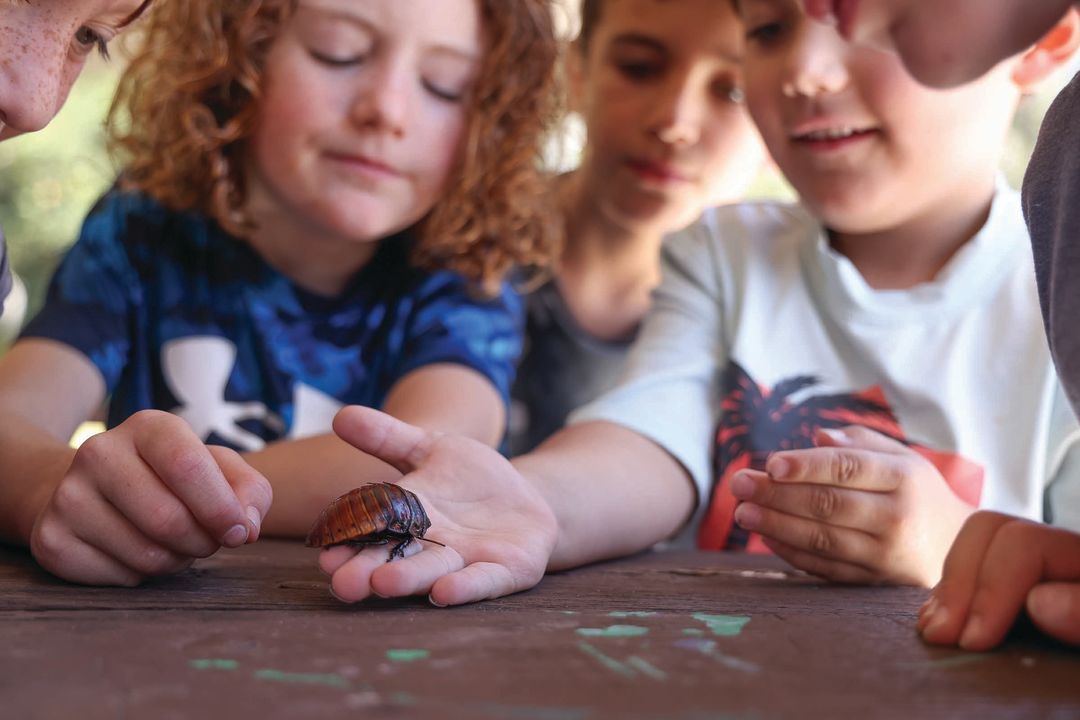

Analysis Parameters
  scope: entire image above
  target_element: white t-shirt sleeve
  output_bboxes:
[1044,381,1080,531]
[569,220,727,506]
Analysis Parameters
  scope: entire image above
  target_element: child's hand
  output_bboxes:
[918,512,1080,650]
[316,406,558,606]
[30,410,272,586]
[730,426,974,586]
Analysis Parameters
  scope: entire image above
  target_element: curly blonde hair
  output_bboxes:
[108,0,561,295]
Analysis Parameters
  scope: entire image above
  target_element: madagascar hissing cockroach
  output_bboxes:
[305,482,445,560]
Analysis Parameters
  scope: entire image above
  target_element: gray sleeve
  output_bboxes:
[0,228,11,317]
[570,223,726,506]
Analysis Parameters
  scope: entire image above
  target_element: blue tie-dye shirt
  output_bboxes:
[21,192,524,451]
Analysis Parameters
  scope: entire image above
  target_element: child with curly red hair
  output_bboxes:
[0,0,559,587]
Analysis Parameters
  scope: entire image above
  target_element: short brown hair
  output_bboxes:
[107,0,561,295]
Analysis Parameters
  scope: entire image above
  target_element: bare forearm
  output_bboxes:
[245,435,401,537]
[0,412,75,545]
[513,421,695,571]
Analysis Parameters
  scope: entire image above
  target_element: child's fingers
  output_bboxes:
[332,406,436,476]
[318,545,360,575]
[730,470,894,533]
[734,501,878,567]
[765,445,908,493]
[327,546,398,603]
[132,413,252,547]
[1026,583,1080,646]
[761,537,878,585]
[327,542,427,603]
[370,542,465,599]
[814,425,910,454]
[207,445,272,542]
[66,446,220,559]
[31,519,149,587]
[55,487,199,577]
[429,562,523,606]
[920,511,1017,646]
[957,522,1080,651]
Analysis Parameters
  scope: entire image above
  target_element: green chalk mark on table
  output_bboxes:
[692,613,751,637]
[576,624,649,638]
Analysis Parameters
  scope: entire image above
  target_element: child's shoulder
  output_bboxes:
[81,189,225,253]
[665,199,819,269]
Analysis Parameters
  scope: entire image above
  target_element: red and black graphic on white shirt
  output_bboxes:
[697,361,984,552]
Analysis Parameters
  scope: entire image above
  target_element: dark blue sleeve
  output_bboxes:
[394,276,525,407]
[0,227,11,316]
[19,194,142,393]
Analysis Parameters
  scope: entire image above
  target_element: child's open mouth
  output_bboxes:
[792,125,878,150]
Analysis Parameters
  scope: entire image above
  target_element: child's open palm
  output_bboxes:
[730,426,975,586]
[316,406,558,606]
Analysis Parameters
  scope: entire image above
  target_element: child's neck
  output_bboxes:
[828,182,996,290]
[244,203,379,298]
[555,172,665,341]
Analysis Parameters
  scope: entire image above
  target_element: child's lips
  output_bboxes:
[625,158,692,185]
[325,151,404,179]
[790,124,879,152]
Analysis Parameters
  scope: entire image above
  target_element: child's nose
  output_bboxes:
[781,23,849,98]
[651,78,705,147]
[349,64,410,138]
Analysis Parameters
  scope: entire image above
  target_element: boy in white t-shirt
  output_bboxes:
[310,2,1080,605]
[800,0,1080,650]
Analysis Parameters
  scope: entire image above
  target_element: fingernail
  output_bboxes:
[917,596,939,631]
[958,615,984,649]
[921,605,950,639]
[766,457,790,479]
[820,428,849,444]
[1026,586,1062,625]
[246,505,262,530]
[734,503,762,530]
[730,472,756,499]
[223,524,249,548]
[329,586,355,604]
[429,594,447,608]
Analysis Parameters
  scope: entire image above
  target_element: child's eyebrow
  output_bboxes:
[610,33,741,65]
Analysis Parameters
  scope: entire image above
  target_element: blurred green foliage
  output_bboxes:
[0,57,125,325]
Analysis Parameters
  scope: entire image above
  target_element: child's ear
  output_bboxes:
[1011,8,1080,91]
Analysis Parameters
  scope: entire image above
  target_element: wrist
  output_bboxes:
[5,447,76,545]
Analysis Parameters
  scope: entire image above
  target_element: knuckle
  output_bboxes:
[49,479,86,516]
[809,485,840,520]
[127,543,181,576]
[30,521,67,567]
[71,433,113,471]
[997,518,1037,546]
[145,501,194,545]
[160,444,213,483]
[807,526,836,555]
[880,505,904,535]
[830,452,860,486]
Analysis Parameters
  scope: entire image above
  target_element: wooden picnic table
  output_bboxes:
[1,539,1077,719]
